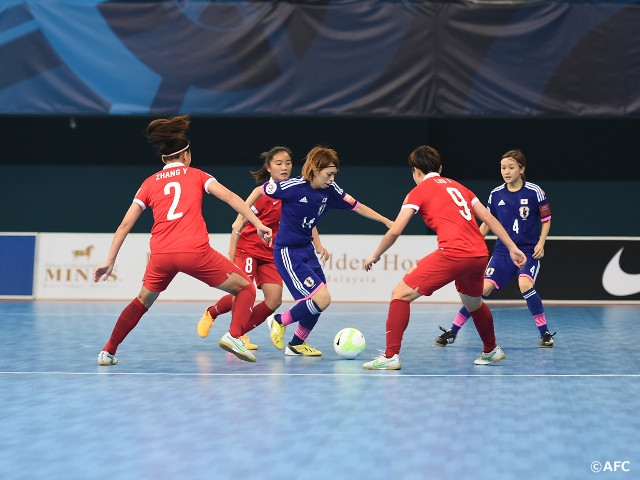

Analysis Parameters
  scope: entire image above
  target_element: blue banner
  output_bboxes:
[1,1,639,115]
[0,235,36,297]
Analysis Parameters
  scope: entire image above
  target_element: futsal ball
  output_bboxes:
[333,328,366,360]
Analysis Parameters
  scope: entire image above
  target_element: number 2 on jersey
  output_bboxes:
[164,182,184,220]
[446,187,472,220]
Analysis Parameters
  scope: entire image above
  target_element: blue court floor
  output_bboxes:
[0,300,639,480]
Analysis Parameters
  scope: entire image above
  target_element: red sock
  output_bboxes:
[229,284,256,337]
[469,302,497,352]
[103,297,148,354]
[385,299,411,357]
[241,301,274,335]
[209,294,233,318]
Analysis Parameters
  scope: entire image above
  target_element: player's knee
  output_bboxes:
[312,288,331,310]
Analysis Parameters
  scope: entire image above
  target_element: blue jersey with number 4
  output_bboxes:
[262,176,358,248]
[487,182,551,255]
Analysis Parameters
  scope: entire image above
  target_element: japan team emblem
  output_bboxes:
[265,181,277,195]
[304,277,316,288]
[519,206,530,219]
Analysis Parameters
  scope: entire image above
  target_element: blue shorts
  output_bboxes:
[484,252,540,290]
[273,244,326,301]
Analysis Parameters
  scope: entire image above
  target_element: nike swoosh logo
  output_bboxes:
[602,247,640,296]
[231,338,247,351]
[373,358,395,367]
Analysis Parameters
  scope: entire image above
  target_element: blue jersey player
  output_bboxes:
[435,149,556,348]
[256,146,394,356]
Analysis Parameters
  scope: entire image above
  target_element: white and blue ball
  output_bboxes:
[333,327,366,359]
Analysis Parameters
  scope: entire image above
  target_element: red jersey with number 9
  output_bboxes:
[403,173,488,257]
[134,163,214,253]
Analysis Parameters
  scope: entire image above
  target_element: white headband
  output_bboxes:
[162,143,190,159]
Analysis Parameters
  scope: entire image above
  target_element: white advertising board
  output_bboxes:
[33,233,459,302]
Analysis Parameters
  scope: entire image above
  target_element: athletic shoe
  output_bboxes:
[362,352,401,370]
[435,326,456,347]
[539,331,556,348]
[285,342,322,356]
[473,345,506,365]
[241,334,258,350]
[98,350,118,366]
[218,332,256,362]
[266,313,286,350]
[197,308,215,338]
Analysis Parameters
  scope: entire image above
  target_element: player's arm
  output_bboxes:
[533,219,551,259]
[228,186,264,258]
[312,227,329,261]
[473,201,526,268]
[478,222,490,236]
[364,207,412,271]
[94,202,143,282]
[353,203,394,229]
[208,181,272,244]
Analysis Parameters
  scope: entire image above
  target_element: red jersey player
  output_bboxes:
[94,115,272,365]
[362,145,526,370]
[197,146,328,348]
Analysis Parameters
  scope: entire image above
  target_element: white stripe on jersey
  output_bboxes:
[278,177,307,190]
[279,247,309,296]
[402,203,419,212]
[524,182,546,202]
[329,182,344,195]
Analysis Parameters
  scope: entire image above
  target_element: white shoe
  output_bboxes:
[98,350,118,366]
[362,352,401,370]
[218,332,256,362]
[474,345,505,365]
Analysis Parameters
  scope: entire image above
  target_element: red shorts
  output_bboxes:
[403,250,488,298]
[234,252,282,289]
[143,248,247,293]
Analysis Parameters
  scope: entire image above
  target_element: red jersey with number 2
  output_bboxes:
[134,163,214,254]
[404,172,488,257]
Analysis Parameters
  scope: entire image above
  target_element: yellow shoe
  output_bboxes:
[241,334,258,350]
[285,342,322,356]
[197,308,215,338]
[266,313,286,350]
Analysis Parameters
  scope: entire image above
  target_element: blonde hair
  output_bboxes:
[301,146,340,181]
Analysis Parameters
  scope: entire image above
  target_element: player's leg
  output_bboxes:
[188,249,256,362]
[197,294,233,338]
[456,256,505,365]
[364,251,453,370]
[268,245,326,355]
[362,280,419,370]
[518,258,555,347]
[99,253,172,365]
[239,261,284,350]
[436,255,507,346]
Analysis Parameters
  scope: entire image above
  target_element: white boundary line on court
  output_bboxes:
[1,372,639,378]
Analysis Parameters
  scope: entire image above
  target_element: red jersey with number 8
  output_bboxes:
[236,195,282,260]
[403,173,488,257]
[134,163,214,253]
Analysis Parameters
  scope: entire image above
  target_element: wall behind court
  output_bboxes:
[3,116,639,236]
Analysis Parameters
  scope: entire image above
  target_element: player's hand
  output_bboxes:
[93,263,114,282]
[315,244,330,261]
[510,248,527,269]
[258,226,273,246]
[364,255,380,271]
[532,243,545,259]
